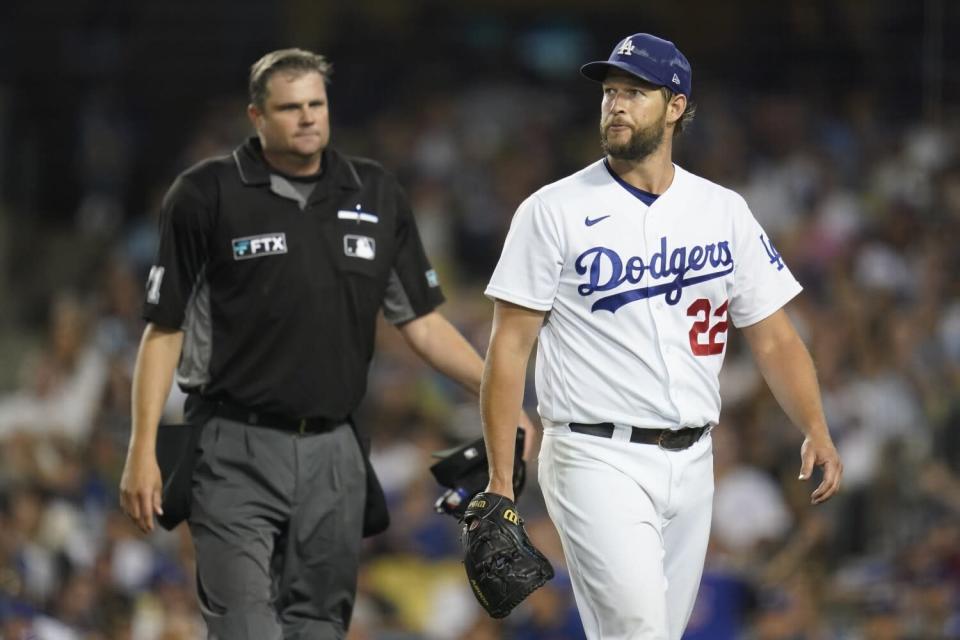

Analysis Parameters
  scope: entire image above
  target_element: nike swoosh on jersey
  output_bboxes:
[584,215,611,227]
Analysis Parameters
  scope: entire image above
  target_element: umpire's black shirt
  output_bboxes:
[143,137,445,419]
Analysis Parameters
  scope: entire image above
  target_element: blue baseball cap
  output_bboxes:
[581,33,692,97]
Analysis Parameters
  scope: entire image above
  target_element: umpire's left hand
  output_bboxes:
[120,448,164,533]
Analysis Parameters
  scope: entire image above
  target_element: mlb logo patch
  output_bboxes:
[344,235,376,260]
[232,233,288,260]
[425,269,439,288]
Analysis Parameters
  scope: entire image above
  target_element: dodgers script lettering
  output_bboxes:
[575,236,734,313]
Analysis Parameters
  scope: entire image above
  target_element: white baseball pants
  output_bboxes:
[538,422,714,640]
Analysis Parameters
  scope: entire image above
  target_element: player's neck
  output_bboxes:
[606,145,675,195]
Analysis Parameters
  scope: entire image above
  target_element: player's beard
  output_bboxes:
[600,111,667,161]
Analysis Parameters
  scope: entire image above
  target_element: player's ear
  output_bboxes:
[666,93,686,126]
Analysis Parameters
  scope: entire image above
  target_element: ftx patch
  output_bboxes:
[232,233,288,260]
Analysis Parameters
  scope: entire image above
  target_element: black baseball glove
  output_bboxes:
[461,492,554,619]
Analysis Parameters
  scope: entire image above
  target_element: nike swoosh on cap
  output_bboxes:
[584,215,611,227]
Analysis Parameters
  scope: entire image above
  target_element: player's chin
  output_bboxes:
[601,129,631,147]
[601,140,633,159]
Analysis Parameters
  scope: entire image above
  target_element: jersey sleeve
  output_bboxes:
[728,197,803,328]
[485,194,564,311]
[381,182,445,325]
[142,173,214,329]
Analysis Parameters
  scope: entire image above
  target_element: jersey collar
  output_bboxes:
[602,159,684,207]
[233,137,363,195]
[603,159,660,206]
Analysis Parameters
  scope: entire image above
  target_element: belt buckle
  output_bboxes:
[658,429,689,452]
[299,418,307,435]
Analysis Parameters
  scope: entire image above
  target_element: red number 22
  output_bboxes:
[687,298,728,356]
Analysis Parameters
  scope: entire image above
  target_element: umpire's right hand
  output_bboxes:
[120,449,164,533]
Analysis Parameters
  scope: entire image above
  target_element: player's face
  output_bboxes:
[599,72,669,161]
[248,71,330,160]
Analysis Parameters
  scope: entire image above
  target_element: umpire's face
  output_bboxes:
[249,70,330,161]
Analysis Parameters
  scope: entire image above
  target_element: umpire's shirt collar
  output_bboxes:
[232,136,363,201]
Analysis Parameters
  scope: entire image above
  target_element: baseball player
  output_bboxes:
[479,33,842,639]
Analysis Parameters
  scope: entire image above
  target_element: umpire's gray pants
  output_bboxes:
[189,416,366,639]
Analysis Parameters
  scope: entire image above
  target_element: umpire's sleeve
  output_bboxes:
[142,173,214,330]
[381,181,445,325]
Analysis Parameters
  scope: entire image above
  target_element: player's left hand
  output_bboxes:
[518,411,539,461]
[798,435,842,505]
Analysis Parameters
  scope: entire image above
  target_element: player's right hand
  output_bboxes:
[119,449,163,533]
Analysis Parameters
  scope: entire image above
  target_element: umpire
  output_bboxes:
[119,49,522,639]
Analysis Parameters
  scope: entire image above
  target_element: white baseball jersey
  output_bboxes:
[486,159,801,429]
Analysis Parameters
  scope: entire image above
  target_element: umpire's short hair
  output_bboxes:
[249,48,332,109]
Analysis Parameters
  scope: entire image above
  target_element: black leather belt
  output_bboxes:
[569,422,709,451]
[214,401,345,435]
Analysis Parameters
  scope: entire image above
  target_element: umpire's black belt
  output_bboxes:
[213,401,345,435]
[569,423,709,451]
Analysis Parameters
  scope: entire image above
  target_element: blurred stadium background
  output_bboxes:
[0,1,959,638]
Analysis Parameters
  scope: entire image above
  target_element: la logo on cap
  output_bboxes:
[617,38,635,56]
[672,73,680,85]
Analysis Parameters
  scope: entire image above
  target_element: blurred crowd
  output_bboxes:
[0,51,959,640]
